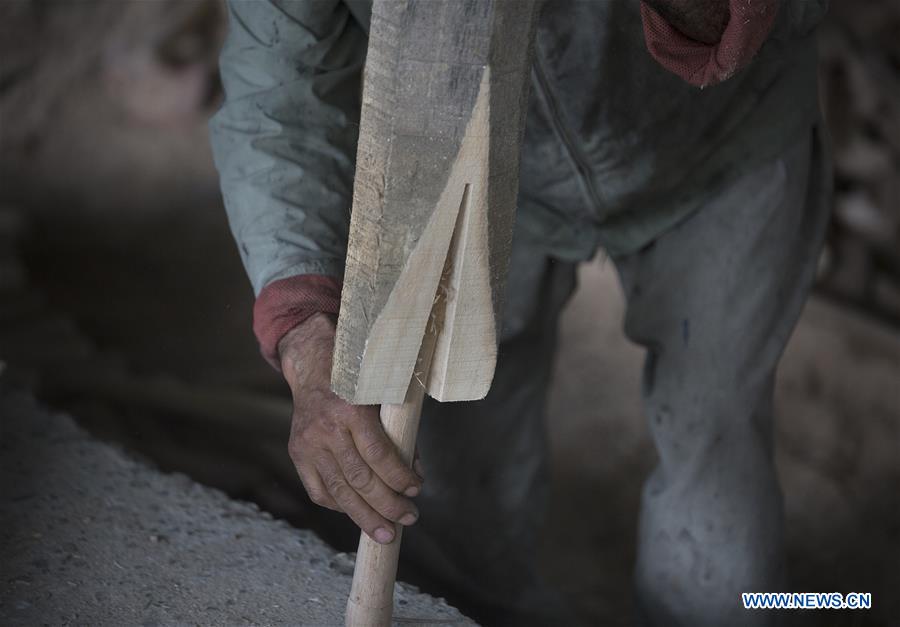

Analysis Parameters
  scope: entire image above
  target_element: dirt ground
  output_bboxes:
[1,2,898,625]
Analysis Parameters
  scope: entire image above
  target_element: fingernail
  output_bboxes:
[404,485,419,498]
[373,527,394,544]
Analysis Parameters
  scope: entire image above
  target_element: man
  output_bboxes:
[210,1,830,624]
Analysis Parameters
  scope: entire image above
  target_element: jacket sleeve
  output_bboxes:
[640,0,779,87]
[640,0,828,88]
[253,273,343,369]
[209,0,367,295]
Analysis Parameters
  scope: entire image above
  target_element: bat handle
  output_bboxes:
[345,384,426,627]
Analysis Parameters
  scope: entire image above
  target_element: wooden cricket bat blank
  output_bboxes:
[332,0,540,406]
[332,1,540,625]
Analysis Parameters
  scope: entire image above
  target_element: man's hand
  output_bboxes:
[279,313,424,544]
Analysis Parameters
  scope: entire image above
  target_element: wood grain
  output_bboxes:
[334,2,539,624]
[344,388,425,627]
[332,0,540,405]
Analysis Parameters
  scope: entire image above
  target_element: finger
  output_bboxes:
[351,417,422,497]
[334,430,419,526]
[316,452,397,544]
[295,460,341,512]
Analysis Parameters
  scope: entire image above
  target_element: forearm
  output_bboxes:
[210,0,367,294]
[278,311,337,388]
[642,0,729,44]
[210,1,367,366]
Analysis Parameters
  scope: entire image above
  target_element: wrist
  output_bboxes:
[253,274,343,371]
[279,312,338,389]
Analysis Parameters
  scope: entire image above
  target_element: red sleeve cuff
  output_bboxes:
[640,0,778,88]
[253,274,343,370]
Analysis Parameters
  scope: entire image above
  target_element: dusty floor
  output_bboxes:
[0,390,472,626]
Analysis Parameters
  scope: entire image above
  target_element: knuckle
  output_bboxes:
[380,501,405,521]
[323,472,344,493]
[363,440,388,462]
[389,467,414,488]
[327,479,352,504]
[345,463,373,490]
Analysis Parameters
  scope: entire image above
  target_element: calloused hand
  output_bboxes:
[279,313,424,544]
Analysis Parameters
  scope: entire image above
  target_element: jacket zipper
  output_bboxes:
[531,43,604,215]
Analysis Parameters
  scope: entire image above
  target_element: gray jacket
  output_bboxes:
[210,0,827,295]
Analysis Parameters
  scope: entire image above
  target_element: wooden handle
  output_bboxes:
[345,384,426,627]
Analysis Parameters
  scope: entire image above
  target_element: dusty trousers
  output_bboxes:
[400,125,832,627]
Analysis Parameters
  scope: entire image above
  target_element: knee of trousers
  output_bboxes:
[634,364,787,625]
[641,347,778,458]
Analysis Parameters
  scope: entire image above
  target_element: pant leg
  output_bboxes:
[399,233,578,626]
[613,126,831,627]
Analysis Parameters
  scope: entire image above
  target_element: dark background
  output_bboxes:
[1,1,898,625]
